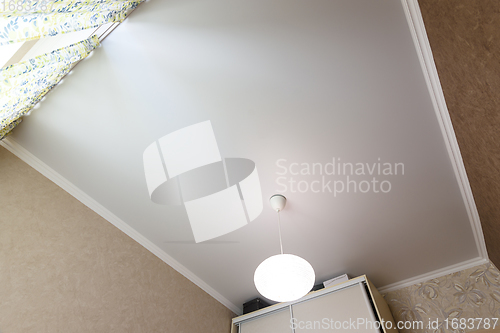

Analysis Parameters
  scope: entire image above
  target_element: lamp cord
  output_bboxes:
[277,210,284,255]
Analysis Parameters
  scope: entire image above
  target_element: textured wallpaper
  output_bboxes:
[418,0,500,267]
[0,147,235,333]
[384,261,500,333]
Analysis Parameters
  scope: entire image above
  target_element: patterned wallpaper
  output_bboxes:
[384,261,500,333]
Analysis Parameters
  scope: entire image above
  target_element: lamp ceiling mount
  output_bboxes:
[270,194,286,212]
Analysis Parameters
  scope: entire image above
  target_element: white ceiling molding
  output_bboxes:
[0,136,243,315]
[400,0,489,260]
[378,256,489,293]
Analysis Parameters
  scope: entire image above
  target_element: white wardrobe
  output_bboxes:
[232,276,398,333]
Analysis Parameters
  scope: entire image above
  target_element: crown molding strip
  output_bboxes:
[400,0,488,260]
[0,137,242,315]
[378,257,489,294]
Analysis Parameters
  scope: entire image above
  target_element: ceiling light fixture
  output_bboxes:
[254,194,315,302]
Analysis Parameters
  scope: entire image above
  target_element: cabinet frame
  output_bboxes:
[231,275,398,333]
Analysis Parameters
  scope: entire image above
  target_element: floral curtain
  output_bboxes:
[0,35,99,139]
[0,0,143,139]
[0,0,143,45]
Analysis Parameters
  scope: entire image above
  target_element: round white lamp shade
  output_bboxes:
[254,254,315,302]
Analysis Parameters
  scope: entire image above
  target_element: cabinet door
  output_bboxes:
[292,283,379,333]
[240,308,292,333]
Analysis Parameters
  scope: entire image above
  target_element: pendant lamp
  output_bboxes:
[254,194,315,302]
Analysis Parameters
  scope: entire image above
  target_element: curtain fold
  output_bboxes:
[0,35,99,139]
[0,0,143,45]
[0,0,143,139]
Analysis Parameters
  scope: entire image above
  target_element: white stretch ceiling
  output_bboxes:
[5,0,485,313]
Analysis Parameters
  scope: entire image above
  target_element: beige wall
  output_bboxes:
[418,0,500,268]
[0,146,235,333]
[384,261,500,333]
